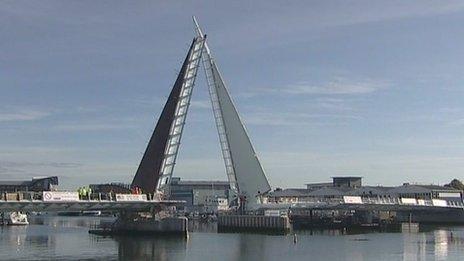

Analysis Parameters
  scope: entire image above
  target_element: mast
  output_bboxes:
[193,17,271,208]
[131,36,205,196]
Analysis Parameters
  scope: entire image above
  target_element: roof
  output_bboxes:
[331,176,362,179]
[0,176,58,187]
[347,186,393,196]
[387,184,453,194]
[268,189,309,197]
[305,182,332,187]
[0,180,31,186]
[307,187,352,197]
[415,184,457,191]
[176,180,230,186]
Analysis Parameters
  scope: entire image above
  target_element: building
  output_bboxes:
[268,177,463,203]
[0,176,58,193]
[332,177,362,188]
[170,177,230,213]
[89,183,131,194]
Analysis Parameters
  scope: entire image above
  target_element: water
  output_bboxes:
[1,216,464,260]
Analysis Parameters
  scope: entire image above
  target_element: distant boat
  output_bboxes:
[57,211,81,216]
[57,211,102,216]
[6,212,29,225]
[82,210,102,216]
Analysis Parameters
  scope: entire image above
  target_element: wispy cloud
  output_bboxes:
[243,77,389,98]
[0,160,84,180]
[190,100,211,109]
[283,78,388,95]
[314,98,356,112]
[53,122,134,132]
[244,111,362,126]
[450,118,464,126]
[0,160,82,169]
[0,108,49,122]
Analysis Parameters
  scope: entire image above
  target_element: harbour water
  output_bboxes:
[1,216,464,260]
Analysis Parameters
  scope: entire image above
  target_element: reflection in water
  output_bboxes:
[116,236,187,261]
[434,230,449,260]
[1,216,464,260]
[400,228,464,261]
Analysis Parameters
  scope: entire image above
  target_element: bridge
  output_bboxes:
[0,191,184,212]
[0,198,184,212]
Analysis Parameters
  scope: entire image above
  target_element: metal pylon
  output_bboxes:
[156,37,206,197]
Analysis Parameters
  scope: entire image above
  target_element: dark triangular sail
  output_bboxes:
[131,37,205,193]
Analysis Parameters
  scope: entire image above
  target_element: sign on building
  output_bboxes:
[343,196,363,204]
[438,192,461,198]
[432,199,447,207]
[115,194,147,202]
[400,198,417,205]
[43,191,79,202]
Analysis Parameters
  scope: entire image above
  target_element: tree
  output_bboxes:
[446,179,464,190]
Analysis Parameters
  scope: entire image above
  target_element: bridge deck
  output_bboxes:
[0,199,184,212]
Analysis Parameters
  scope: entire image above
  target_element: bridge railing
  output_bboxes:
[0,191,159,203]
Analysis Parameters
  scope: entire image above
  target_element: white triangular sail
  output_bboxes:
[193,18,271,207]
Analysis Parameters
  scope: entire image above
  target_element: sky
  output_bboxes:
[1,1,464,189]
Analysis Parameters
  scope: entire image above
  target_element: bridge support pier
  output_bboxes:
[89,205,188,237]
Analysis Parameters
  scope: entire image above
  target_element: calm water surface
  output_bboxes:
[0,216,464,260]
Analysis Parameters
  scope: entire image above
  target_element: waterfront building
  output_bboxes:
[170,177,230,213]
[268,177,462,203]
[89,183,131,194]
[0,176,58,193]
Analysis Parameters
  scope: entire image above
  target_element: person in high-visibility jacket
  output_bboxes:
[77,187,83,200]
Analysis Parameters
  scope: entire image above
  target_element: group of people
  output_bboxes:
[131,186,142,195]
[77,186,92,200]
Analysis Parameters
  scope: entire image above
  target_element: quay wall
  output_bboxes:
[91,216,188,236]
[396,209,464,224]
[218,215,290,233]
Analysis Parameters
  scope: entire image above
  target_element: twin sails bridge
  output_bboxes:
[1,18,463,220]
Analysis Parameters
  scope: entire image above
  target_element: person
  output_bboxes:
[87,187,92,200]
[82,187,87,200]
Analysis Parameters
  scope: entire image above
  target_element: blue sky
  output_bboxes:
[1,1,464,189]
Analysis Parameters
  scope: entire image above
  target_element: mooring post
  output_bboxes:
[408,212,412,230]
